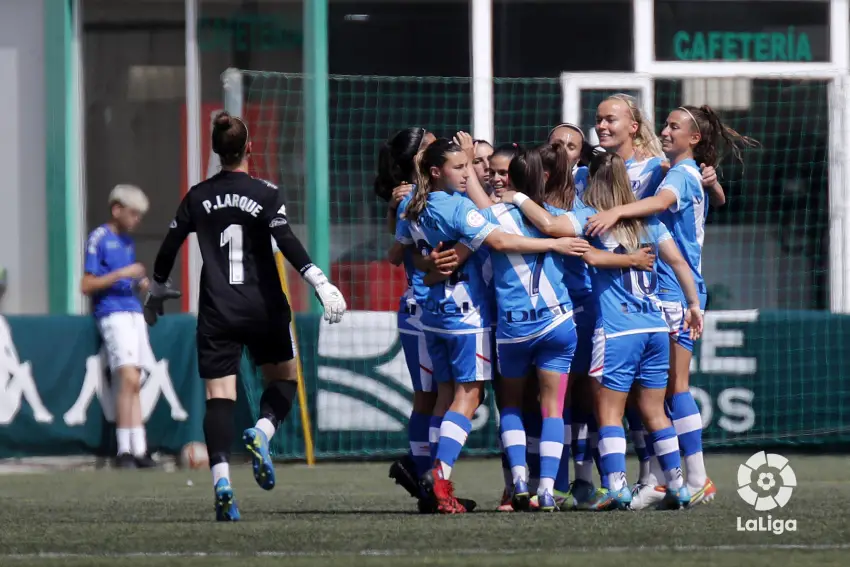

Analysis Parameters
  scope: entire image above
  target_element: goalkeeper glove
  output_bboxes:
[144,280,182,326]
[303,265,347,324]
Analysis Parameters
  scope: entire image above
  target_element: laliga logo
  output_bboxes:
[736,451,797,535]
[737,451,796,510]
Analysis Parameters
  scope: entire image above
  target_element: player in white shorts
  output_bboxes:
[81,185,157,469]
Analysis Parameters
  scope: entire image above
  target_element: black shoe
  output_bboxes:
[417,496,436,514]
[389,455,420,498]
[134,453,158,469]
[116,453,137,469]
[457,498,478,512]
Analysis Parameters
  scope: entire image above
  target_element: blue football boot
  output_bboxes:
[243,427,276,491]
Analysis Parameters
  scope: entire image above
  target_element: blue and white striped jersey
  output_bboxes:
[574,165,590,203]
[396,191,497,333]
[653,158,707,302]
[626,156,666,199]
[395,192,425,314]
[544,202,592,302]
[481,202,573,341]
[568,208,671,337]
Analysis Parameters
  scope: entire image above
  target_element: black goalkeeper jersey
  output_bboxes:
[152,170,313,332]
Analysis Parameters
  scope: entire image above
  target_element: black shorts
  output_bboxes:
[197,320,296,379]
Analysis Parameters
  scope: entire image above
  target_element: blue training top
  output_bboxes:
[84,225,143,319]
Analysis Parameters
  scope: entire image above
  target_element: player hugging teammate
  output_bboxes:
[381,95,756,513]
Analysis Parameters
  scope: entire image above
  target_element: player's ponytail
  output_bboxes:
[374,127,426,202]
[405,138,460,223]
[584,153,645,250]
[508,148,546,206]
[212,111,249,167]
[607,94,664,159]
[539,141,575,210]
[680,105,759,167]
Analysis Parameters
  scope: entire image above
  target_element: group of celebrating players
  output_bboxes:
[88,93,754,521]
[377,93,756,514]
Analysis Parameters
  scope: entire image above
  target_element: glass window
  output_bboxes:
[329,1,470,76]
[655,0,830,63]
[494,0,633,77]
[82,0,186,310]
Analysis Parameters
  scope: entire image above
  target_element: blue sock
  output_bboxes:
[598,425,627,491]
[625,406,649,462]
[666,391,707,486]
[524,409,543,491]
[538,417,565,494]
[428,415,443,464]
[554,408,572,493]
[588,415,605,488]
[666,392,703,457]
[435,411,472,478]
[498,407,527,483]
[408,411,431,479]
[649,426,683,489]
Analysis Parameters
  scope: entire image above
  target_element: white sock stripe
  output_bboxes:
[564,424,572,440]
[501,429,526,449]
[673,413,703,435]
[526,437,540,454]
[573,424,588,440]
[428,427,441,444]
[409,442,430,457]
[440,421,469,445]
[539,441,564,459]
[598,436,627,457]
[653,436,680,457]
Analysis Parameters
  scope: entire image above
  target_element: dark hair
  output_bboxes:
[492,142,521,162]
[539,142,575,210]
[374,127,426,202]
[473,139,493,149]
[678,105,759,167]
[404,138,463,222]
[212,111,249,167]
[508,148,546,206]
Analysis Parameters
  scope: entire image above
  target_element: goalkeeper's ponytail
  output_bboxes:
[212,111,249,167]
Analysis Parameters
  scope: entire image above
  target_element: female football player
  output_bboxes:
[398,138,584,513]
[584,105,757,507]
[503,152,704,510]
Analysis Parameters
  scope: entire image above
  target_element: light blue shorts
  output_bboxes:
[497,318,577,379]
[590,330,669,392]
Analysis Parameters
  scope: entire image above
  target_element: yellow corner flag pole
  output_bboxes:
[275,251,316,466]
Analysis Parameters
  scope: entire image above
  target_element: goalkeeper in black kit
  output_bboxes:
[145,111,347,521]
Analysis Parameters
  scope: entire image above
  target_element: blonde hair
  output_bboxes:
[606,93,664,160]
[583,153,646,251]
[109,184,149,214]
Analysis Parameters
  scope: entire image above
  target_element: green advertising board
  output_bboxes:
[1,310,848,461]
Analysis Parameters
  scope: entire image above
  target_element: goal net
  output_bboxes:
[222,70,850,460]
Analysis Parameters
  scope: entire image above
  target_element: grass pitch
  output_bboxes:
[0,454,848,566]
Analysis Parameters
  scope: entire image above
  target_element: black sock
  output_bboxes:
[259,380,298,429]
[204,398,235,467]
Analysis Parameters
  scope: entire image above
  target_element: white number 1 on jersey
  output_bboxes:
[220,224,244,284]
